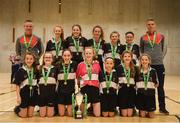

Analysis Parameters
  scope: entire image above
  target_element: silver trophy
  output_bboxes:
[72,90,87,119]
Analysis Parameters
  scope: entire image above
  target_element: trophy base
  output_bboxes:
[75,114,83,119]
[75,110,83,119]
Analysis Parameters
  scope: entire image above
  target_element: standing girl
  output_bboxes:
[99,57,118,117]
[37,52,57,117]
[135,54,158,118]
[86,25,105,70]
[57,49,77,116]
[46,26,66,66]
[76,47,101,117]
[65,24,87,64]
[122,31,140,65]
[14,52,38,117]
[117,50,138,117]
[104,31,123,69]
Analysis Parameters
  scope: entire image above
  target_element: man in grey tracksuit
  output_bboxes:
[15,20,44,64]
[140,18,169,115]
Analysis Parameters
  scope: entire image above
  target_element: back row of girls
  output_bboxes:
[45,25,140,69]
[14,47,158,118]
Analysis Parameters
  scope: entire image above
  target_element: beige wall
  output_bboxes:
[0,0,180,75]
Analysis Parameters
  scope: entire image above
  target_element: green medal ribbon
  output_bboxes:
[142,68,150,90]
[126,43,134,51]
[111,43,117,59]
[24,34,33,50]
[104,70,113,94]
[93,39,101,58]
[147,32,157,49]
[62,63,71,85]
[42,66,53,86]
[85,62,92,80]
[53,38,62,58]
[26,66,34,90]
[72,93,75,117]
[122,63,131,87]
[72,37,80,54]
[84,93,88,117]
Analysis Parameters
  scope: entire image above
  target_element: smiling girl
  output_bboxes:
[76,47,101,117]
[135,54,158,118]
[14,52,38,118]
[117,50,138,117]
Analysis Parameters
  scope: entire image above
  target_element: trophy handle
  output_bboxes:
[83,93,88,117]
[72,93,75,117]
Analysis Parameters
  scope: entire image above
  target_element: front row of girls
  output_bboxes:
[14,48,158,118]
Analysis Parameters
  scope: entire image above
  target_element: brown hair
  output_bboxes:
[53,25,64,41]
[92,25,104,40]
[146,18,155,22]
[62,49,73,56]
[23,52,36,68]
[121,50,135,77]
[24,19,33,23]
[72,24,82,37]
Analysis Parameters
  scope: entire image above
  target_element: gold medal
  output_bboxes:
[107,90,109,94]
[30,86,32,90]
[64,81,67,85]
[127,84,130,87]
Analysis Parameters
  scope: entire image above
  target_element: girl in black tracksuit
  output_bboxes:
[135,53,158,118]
[65,24,87,64]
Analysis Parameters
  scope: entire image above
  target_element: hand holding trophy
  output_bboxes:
[72,88,87,119]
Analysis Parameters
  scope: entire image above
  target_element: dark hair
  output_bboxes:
[104,57,113,61]
[62,49,73,56]
[121,50,135,77]
[23,52,36,68]
[92,25,104,40]
[125,31,134,37]
[54,25,64,41]
[104,57,115,65]
[72,24,82,37]
[24,19,33,23]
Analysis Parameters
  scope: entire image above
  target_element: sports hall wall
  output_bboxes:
[0,0,180,75]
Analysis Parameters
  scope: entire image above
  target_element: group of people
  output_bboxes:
[12,18,169,118]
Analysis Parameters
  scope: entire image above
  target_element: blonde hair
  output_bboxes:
[53,25,64,41]
[83,46,96,60]
[41,52,54,66]
[139,53,152,70]
[110,31,121,44]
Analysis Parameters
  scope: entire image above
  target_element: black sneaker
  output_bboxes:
[159,108,169,115]
[14,106,20,115]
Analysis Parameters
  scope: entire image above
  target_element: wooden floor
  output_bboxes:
[0,73,180,122]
